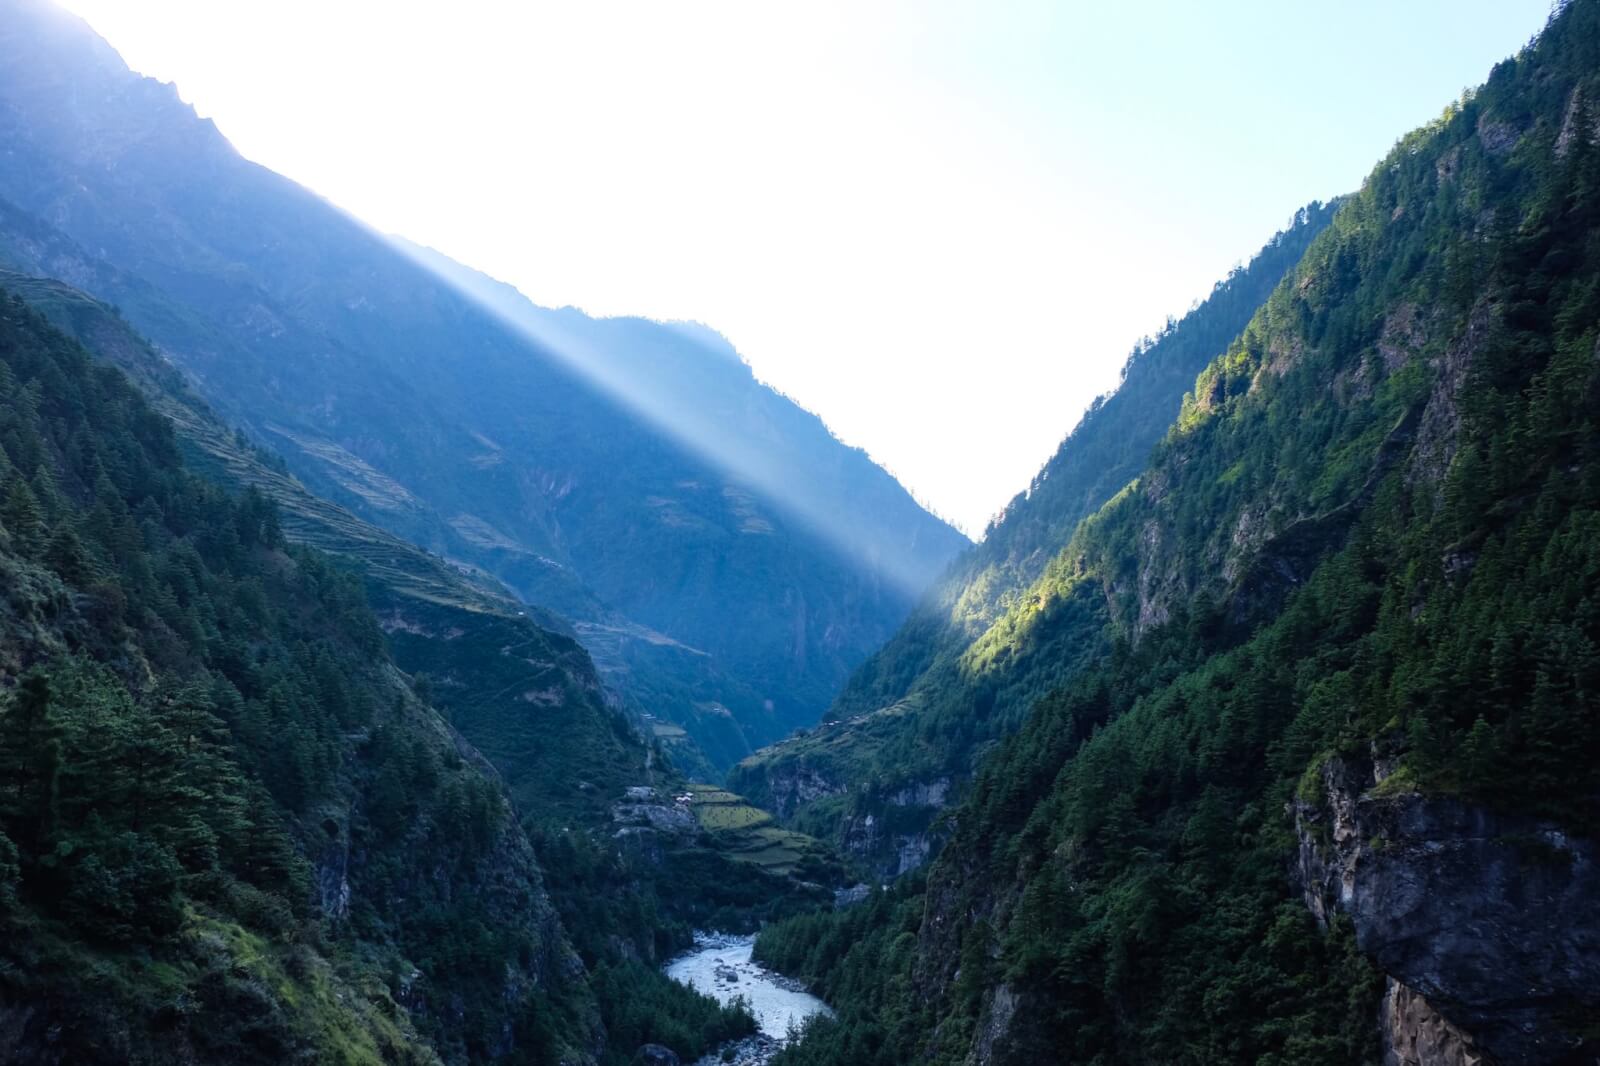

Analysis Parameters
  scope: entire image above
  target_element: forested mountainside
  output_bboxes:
[826,200,1338,721]
[0,272,849,1065]
[0,0,966,778]
[0,290,615,1063]
[2,268,648,826]
[729,202,1339,873]
[752,3,1600,1063]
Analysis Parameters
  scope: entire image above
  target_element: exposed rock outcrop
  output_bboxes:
[688,1034,779,1066]
[759,763,846,820]
[833,882,871,907]
[1555,86,1600,158]
[1296,755,1600,1063]
[969,983,1019,1066]
[1381,977,1485,1066]
[635,1042,680,1066]
[889,777,952,808]
[840,810,938,878]
[1408,298,1496,499]
[612,791,699,837]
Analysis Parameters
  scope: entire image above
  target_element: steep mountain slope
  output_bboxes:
[729,203,1338,871]
[0,0,967,776]
[0,290,604,1064]
[754,5,1600,1062]
[397,237,966,598]
[0,272,845,1064]
[827,201,1338,720]
[1,268,649,826]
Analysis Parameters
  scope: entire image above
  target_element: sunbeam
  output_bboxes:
[386,232,966,600]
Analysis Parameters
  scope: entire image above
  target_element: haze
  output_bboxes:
[57,0,1550,534]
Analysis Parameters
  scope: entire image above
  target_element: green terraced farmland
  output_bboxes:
[693,801,773,833]
[684,785,833,878]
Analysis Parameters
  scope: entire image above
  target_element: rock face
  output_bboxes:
[612,786,701,837]
[833,882,871,907]
[1296,755,1600,1063]
[839,810,938,878]
[969,983,1019,1066]
[634,1044,680,1066]
[1381,978,1485,1066]
[889,778,951,808]
[758,763,846,820]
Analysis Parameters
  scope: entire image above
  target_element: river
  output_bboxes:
[665,932,831,1064]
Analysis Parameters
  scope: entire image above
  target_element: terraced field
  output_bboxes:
[685,785,830,878]
[2,271,537,619]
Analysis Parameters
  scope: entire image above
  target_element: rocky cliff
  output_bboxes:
[1297,754,1600,1064]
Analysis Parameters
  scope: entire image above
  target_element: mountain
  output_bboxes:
[0,0,968,778]
[750,4,1600,1062]
[0,286,611,1063]
[728,201,1338,873]
[4,266,866,1054]
[826,200,1339,720]
[0,267,648,823]
[0,271,859,1064]
[394,236,965,598]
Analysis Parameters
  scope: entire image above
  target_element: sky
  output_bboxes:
[57,0,1553,536]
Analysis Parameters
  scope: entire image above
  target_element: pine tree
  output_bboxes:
[29,463,64,524]
[155,683,249,871]
[1,475,43,554]
[44,524,97,585]
[0,674,59,855]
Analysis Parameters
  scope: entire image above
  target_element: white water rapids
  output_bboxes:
[665,932,832,1061]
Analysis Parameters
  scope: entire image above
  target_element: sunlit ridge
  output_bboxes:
[384,233,962,601]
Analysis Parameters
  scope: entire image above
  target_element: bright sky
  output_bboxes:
[58,0,1551,535]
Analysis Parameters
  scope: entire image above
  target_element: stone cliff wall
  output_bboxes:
[1296,753,1600,1064]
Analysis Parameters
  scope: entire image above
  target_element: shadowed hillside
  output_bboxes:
[0,0,967,777]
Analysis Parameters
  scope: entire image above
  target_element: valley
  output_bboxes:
[1,1,1597,1064]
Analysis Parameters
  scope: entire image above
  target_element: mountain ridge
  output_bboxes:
[0,267,850,1065]
[0,266,651,822]
[0,0,966,777]
[752,4,1600,1060]
[728,199,1340,872]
